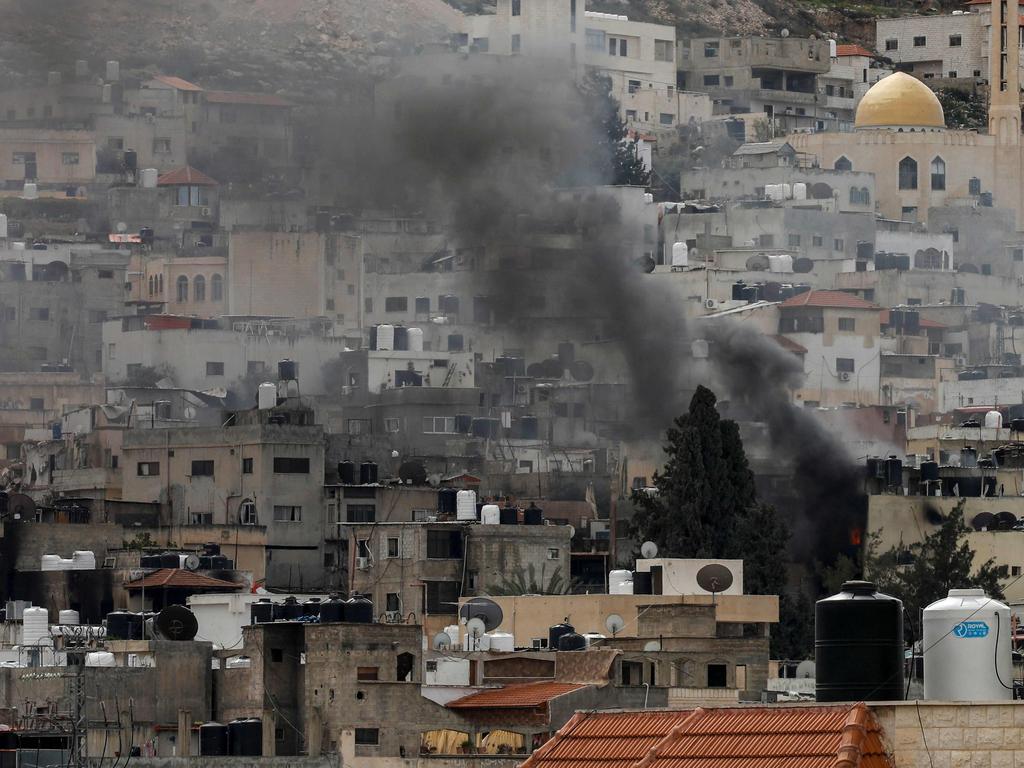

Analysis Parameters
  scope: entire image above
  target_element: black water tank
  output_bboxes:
[160,552,180,568]
[633,571,653,595]
[499,507,518,525]
[228,719,262,757]
[319,596,345,623]
[549,623,574,650]
[250,599,274,625]
[211,555,232,569]
[920,461,939,482]
[302,598,321,617]
[884,456,902,486]
[732,282,746,301]
[200,723,229,756]
[360,462,378,485]
[815,580,904,702]
[1011,419,1024,433]
[105,611,133,640]
[276,596,303,621]
[558,632,587,651]
[523,504,543,525]
[338,461,356,484]
[344,595,373,623]
[438,488,458,515]
[369,325,378,350]
[140,554,162,568]
[278,360,297,381]
[203,543,221,556]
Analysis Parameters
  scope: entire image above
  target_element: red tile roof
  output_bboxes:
[447,682,586,709]
[156,166,219,187]
[203,90,293,107]
[152,75,203,92]
[125,568,242,591]
[780,290,879,310]
[836,44,875,58]
[879,309,946,329]
[772,334,809,355]
[523,704,892,768]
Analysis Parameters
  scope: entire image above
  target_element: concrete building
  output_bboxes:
[107,164,220,245]
[829,44,892,108]
[0,128,95,186]
[145,254,228,317]
[875,7,995,81]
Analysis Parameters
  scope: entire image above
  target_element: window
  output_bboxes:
[425,580,461,612]
[347,419,370,435]
[153,137,172,154]
[834,156,852,171]
[1013,566,1023,577]
[969,177,981,195]
[834,238,845,251]
[704,41,719,57]
[547,547,560,560]
[707,663,728,687]
[270,648,283,663]
[137,462,160,477]
[347,504,376,523]
[898,157,918,190]
[724,75,734,86]
[948,71,957,79]
[836,358,856,374]
[949,34,961,47]
[423,416,456,434]
[176,185,209,207]
[812,235,823,247]
[29,397,44,411]
[242,458,253,474]
[511,34,521,53]
[386,593,401,612]
[384,296,407,312]
[930,156,946,191]
[11,152,35,165]
[387,537,400,558]
[427,530,463,559]
[206,361,224,376]
[272,457,309,475]
[586,28,606,50]
[29,307,49,321]
[193,274,205,301]
[97,269,114,279]
[511,0,520,14]
[703,74,720,86]
[654,39,674,62]
[414,296,429,314]
[62,152,79,165]
[659,113,674,125]
[211,273,223,301]
[625,109,637,121]
[273,505,302,522]
[628,79,641,94]
[354,729,379,746]
[788,234,801,247]
[384,417,400,433]
[913,36,926,46]
[885,39,898,51]
[191,460,214,476]
[838,317,856,332]
[176,275,189,302]
[357,667,379,681]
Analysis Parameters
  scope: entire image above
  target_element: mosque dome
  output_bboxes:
[854,72,945,130]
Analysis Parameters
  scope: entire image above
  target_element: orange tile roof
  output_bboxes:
[204,90,293,107]
[152,75,203,92]
[523,704,892,768]
[836,44,875,58]
[447,682,586,709]
[125,568,242,591]
[772,334,809,355]
[780,290,879,310]
[156,166,219,187]
[879,309,946,329]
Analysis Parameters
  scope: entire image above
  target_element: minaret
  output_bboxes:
[989,0,1021,144]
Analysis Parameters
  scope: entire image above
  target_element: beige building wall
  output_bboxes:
[156,255,228,317]
[0,129,95,185]
[876,13,987,79]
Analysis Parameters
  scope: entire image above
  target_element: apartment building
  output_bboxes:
[830,44,892,104]
[875,11,986,81]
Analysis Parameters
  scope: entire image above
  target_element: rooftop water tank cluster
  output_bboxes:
[250,595,373,625]
[41,551,95,571]
[199,720,263,757]
[370,324,424,352]
[336,461,378,485]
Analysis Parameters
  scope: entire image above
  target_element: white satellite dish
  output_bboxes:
[605,614,625,635]
[466,617,486,638]
[643,640,661,652]
[432,631,452,650]
[183,554,201,572]
[116,221,128,233]
[796,660,816,678]
[640,541,658,559]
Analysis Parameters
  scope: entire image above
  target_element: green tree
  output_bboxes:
[575,71,651,187]
[864,501,1008,641]
[935,88,987,131]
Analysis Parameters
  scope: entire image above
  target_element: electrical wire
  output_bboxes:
[915,701,935,768]
[994,610,1014,690]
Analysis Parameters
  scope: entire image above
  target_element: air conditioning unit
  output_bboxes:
[356,556,369,570]
[704,299,718,309]
[531,638,546,649]
[838,371,852,382]
[200,207,211,217]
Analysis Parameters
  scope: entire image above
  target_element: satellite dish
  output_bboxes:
[640,541,659,559]
[781,28,790,37]
[796,660,816,678]
[696,564,734,595]
[459,597,503,631]
[466,617,486,638]
[643,640,661,652]
[154,604,198,641]
[116,221,128,233]
[184,554,201,572]
[432,631,452,650]
[605,614,625,635]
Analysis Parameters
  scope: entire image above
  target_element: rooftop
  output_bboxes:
[732,141,794,156]
[447,682,586,709]
[521,703,891,768]
[156,166,219,187]
[836,44,876,58]
[780,290,880,310]
[151,75,203,92]
[879,309,946,329]
[203,90,294,107]
[771,334,809,355]
[125,568,243,591]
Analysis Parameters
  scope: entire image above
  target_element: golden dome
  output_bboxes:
[854,72,945,130]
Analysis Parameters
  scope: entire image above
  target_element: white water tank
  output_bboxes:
[583,632,606,647]
[376,324,395,351]
[257,382,276,410]
[985,410,1003,429]
[41,555,62,571]
[489,632,515,652]
[644,193,654,204]
[57,558,74,570]
[923,588,1012,701]
[456,490,477,521]
[226,656,251,668]
[609,569,634,595]
[671,242,688,268]
[829,39,838,58]
[85,652,116,667]
[793,182,807,200]
[71,551,96,570]
[58,610,80,626]
[106,60,120,81]
[139,168,159,188]
[444,624,460,649]
[407,327,424,352]
[769,254,794,273]
[0,213,7,239]
[22,608,50,647]
[22,183,37,200]
[782,183,792,199]
[481,504,500,525]
[766,184,784,202]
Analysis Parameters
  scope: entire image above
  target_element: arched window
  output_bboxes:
[148,276,154,296]
[861,187,871,204]
[930,156,946,191]
[194,274,206,302]
[898,157,918,190]
[211,273,223,302]
[158,274,164,294]
[176,275,188,303]
[834,156,852,171]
